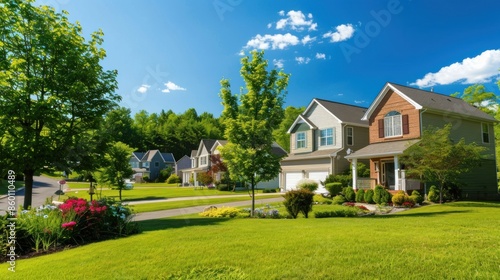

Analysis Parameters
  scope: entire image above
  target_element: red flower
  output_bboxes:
[62,221,77,230]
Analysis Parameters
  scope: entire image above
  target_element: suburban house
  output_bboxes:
[280,98,369,192]
[181,139,287,189]
[345,82,498,200]
[175,155,191,177]
[129,150,176,182]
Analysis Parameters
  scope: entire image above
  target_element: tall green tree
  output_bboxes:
[273,106,304,152]
[218,50,289,216]
[400,124,486,203]
[96,142,135,201]
[0,0,119,208]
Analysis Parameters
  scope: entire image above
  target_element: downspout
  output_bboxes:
[420,108,428,198]
[331,123,347,175]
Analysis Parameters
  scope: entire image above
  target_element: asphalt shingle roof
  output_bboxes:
[315,98,368,126]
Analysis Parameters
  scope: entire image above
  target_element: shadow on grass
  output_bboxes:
[135,216,231,232]
[123,196,168,202]
[443,201,500,208]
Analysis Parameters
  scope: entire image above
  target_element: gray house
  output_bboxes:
[130,150,175,182]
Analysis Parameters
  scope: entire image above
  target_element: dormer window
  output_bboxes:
[384,111,402,137]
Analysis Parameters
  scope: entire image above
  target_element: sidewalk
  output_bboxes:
[126,192,281,205]
[132,197,284,221]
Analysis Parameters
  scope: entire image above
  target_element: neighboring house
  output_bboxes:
[280,98,369,192]
[130,150,176,182]
[181,139,287,189]
[175,155,191,177]
[345,82,498,200]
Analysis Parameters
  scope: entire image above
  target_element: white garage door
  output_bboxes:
[285,172,303,191]
[308,171,329,194]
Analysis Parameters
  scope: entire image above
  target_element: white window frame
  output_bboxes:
[384,111,402,138]
[296,132,306,149]
[200,156,207,166]
[319,128,334,146]
[482,123,490,143]
[346,127,354,146]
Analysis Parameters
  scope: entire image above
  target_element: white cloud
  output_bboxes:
[323,24,355,42]
[411,49,500,88]
[245,33,299,50]
[238,50,245,56]
[301,35,316,45]
[267,23,272,29]
[276,10,317,31]
[315,53,326,59]
[273,59,284,68]
[278,10,285,16]
[295,57,311,64]
[137,84,150,94]
[162,81,186,93]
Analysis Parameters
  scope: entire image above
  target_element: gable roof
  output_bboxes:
[314,98,369,126]
[287,114,317,133]
[131,152,145,161]
[196,139,217,157]
[160,153,175,163]
[363,82,497,122]
[210,140,228,153]
[271,142,288,157]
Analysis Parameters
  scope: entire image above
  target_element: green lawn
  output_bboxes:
[0,180,24,195]
[130,194,283,213]
[59,186,274,202]
[4,201,500,279]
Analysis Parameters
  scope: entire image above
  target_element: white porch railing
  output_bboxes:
[399,179,422,191]
[356,178,376,190]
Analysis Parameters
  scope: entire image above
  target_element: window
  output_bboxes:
[384,111,402,137]
[482,123,490,143]
[154,162,159,167]
[296,132,306,149]
[320,128,334,146]
[130,162,139,168]
[200,156,207,165]
[347,127,354,146]
[143,162,149,168]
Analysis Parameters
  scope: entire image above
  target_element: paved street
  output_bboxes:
[0,176,61,212]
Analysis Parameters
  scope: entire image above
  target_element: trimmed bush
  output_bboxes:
[324,174,351,188]
[199,206,242,218]
[325,182,343,196]
[355,189,365,203]
[364,189,375,204]
[296,178,319,192]
[313,194,333,205]
[392,193,407,206]
[428,185,440,203]
[332,195,346,205]
[262,188,278,193]
[314,206,359,218]
[283,189,315,218]
[166,174,181,184]
[343,187,355,202]
[217,184,231,191]
[410,190,424,205]
[373,185,392,205]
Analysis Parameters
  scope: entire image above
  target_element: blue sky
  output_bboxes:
[37,0,500,116]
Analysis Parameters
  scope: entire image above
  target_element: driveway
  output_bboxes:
[0,176,61,212]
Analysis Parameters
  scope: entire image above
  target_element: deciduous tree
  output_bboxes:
[218,50,289,215]
[96,142,135,201]
[0,0,119,208]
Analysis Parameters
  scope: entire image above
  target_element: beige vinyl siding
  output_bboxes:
[290,123,313,153]
[305,104,342,151]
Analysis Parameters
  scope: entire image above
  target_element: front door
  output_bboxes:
[382,162,395,189]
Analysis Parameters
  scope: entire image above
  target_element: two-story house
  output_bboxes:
[345,82,498,200]
[130,150,176,182]
[280,98,369,192]
[181,139,287,189]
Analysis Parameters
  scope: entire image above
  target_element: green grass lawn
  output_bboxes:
[59,186,274,202]
[4,201,500,279]
[130,194,283,213]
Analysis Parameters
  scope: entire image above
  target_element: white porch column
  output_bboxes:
[194,172,198,187]
[394,155,400,190]
[401,169,406,192]
[352,159,358,190]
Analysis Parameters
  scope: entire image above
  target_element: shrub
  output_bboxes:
[325,182,343,197]
[364,189,375,204]
[217,184,231,191]
[343,187,355,202]
[313,194,333,205]
[392,193,407,206]
[142,175,150,182]
[199,206,242,218]
[263,188,278,193]
[373,185,392,205]
[355,189,365,203]
[324,174,351,188]
[296,178,318,192]
[166,174,181,184]
[332,195,346,205]
[428,185,440,203]
[410,190,424,205]
[283,189,315,219]
[314,206,359,218]
[251,208,282,219]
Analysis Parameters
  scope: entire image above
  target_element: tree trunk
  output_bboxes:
[23,169,35,209]
[251,176,255,217]
[439,182,444,204]
[119,188,122,201]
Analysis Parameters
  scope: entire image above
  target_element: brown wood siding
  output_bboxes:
[369,90,421,143]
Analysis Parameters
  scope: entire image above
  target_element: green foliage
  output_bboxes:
[313,194,333,205]
[283,189,315,218]
[410,190,424,205]
[314,207,360,218]
[332,195,347,205]
[325,182,343,196]
[262,188,278,193]
[428,185,440,203]
[343,187,356,202]
[355,189,365,203]
[0,1,120,208]
[199,207,243,218]
[219,50,289,215]
[392,193,407,206]
[296,178,319,192]
[216,184,231,191]
[273,106,305,152]
[373,185,392,205]
[324,174,351,188]
[197,172,214,186]
[166,174,181,184]
[364,189,375,204]
[156,167,173,183]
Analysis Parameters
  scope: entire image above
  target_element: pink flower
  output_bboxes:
[62,221,77,230]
